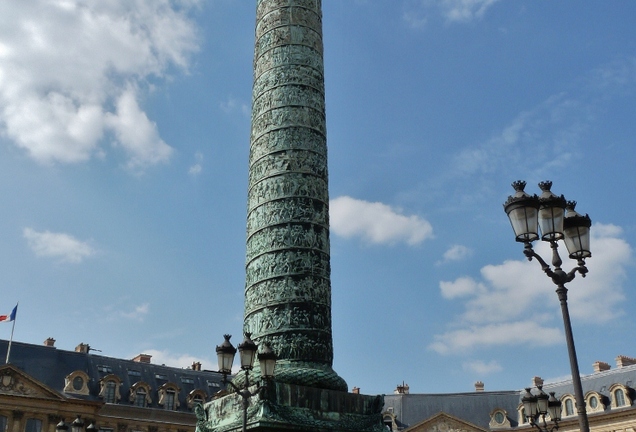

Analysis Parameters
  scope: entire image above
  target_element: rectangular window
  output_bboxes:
[165,390,176,410]
[128,370,141,377]
[0,415,7,432]
[181,377,194,384]
[135,390,147,407]
[104,381,116,403]
[25,419,42,432]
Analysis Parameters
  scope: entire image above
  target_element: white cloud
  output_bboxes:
[440,0,501,23]
[189,151,204,175]
[119,303,150,321]
[220,96,250,116]
[402,0,499,28]
[429,320,563,354]
[330,196,433,246]
[463,359,503,375]
[139,348,212,370]
[440,276,483,299]
[105,87,173,169]
[23,227,95,263]
[0,0,199,168]
[431,223,631,354]
[438,244,473,265]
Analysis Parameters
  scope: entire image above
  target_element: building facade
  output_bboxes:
[382,356,636,432]
[0,339,225,432]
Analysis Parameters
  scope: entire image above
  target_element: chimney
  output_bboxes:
[475,381,484,392]
[75,343,90,353]
[192,361,202,371]
[394,382,410,394]
[352,387,360,394]
[593,361,611,373]
[132,353,152,364]
[532,376,544,387]
[616,355,636,368]
[44,338,56,347]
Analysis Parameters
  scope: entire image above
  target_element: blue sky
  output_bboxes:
[1,0,635,396]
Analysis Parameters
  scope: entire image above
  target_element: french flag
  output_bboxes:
[0,305,17,322]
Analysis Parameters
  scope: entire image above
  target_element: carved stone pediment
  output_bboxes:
[0,365,65,400]
[405,412,487,432]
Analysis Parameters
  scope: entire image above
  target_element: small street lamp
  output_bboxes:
[522,386,562,431]
[56,420,68,432]
[504,180,592,432]
[70,417,84,432]
[216,333,277,432]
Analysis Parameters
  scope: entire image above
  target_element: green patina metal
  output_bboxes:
[244,0,345,392]
[196,382,385,432]
[198,2,385,431]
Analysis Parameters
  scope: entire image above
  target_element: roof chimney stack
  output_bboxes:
[616,355,636,368]
[394,382,410,394]
[75,343,90,353]
[132,353,152,364]
[593,361,611,373]
[44,338,56,347]
[191,361,202,371]
[532,376,544,387]
[475,381,484,392]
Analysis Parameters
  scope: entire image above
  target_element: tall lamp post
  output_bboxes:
[216,333,277,432]
[504,180,592,432]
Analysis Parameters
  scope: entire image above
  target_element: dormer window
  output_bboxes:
[609,384,632,409]
[129,381,152,408]
[615,388,626,407]
[64,371,90,395]
[158,383,180,410]
[99,374,122,404]
[187,389,208,409]
[489,408,510,429]
[165,389,176,410]
[135,388,148,407]
[565,398,574,416]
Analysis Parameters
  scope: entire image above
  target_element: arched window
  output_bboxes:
[99,374,122,404]
[609,384,632,409]
[129,381,152,407]
[615,389,626,407]
[104,381,116,403]
[187,389,208,410]
[565,398,574,416]
[165,389,177,410]
[135,387,147,407]
[158,383,180,410]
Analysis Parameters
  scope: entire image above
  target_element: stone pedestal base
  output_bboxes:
[195,382,384,432]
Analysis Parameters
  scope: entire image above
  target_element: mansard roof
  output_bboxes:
[384,361,636,431]
[0,338,225,411]
[384,390,520,430]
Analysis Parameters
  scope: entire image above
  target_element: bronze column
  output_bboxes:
[244,0,346,392]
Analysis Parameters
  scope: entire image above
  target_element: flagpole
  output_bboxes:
[5,303,17,364]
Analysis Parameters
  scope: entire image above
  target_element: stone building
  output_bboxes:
[382,356,636,431]
[0,338,225,432]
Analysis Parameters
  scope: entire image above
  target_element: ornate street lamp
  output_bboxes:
[504,181,592,432]
[522,387,562,431]
[215,333,277,432]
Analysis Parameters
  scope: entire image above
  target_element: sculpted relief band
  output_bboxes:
[244,0,346,391]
